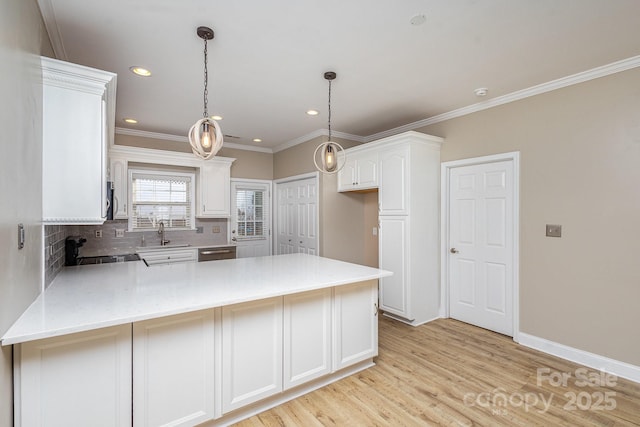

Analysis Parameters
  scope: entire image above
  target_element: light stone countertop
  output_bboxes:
[2,253,392,345]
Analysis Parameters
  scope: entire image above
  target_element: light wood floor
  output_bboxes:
[235,317,640,426]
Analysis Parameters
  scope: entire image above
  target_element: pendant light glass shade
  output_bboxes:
[189,26,224,160]
[314,71,345,174]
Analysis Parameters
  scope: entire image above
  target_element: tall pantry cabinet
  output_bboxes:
[338,131,443,326]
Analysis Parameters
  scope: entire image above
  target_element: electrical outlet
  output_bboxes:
[95,230,103,238]
[372,227,378,236]
[212,226,221,233]
[115,229,125,238]
[546,224,562,238]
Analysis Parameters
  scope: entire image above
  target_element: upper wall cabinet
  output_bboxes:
[337,149,378,192]
[42,57,116,224]
[108,145,235,220]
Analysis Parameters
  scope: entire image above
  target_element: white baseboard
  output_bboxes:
[518,332,640,384]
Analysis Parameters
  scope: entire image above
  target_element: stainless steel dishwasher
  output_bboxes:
[197,246,237,262]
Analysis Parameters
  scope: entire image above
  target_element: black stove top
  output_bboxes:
[76,254,140,265]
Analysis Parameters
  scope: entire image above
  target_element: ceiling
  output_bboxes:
[38,0,640,151]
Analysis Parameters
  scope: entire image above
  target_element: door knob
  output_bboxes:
[450,248,459,254]
[231,237,237,242]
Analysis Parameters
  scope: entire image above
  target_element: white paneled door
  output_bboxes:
[275,176,318,255]
[448,160,514,336]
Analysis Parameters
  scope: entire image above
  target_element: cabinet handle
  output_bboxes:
[374,303,378,316]
[200,250,231,255]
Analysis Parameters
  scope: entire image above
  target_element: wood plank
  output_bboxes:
[234,318,640,426]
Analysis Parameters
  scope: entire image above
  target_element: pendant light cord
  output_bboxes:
[203,37,209,118]
[328,79,332,141]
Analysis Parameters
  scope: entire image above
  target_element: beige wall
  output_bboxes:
[0,1,53,425]
[419,67,640,366]
[115,133,273,179]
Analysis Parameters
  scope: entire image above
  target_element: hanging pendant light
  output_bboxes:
[313,71,345,174]
[189,26,223,160]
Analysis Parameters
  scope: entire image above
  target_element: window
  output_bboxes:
[235,185,269,240]
[129,170,195,230]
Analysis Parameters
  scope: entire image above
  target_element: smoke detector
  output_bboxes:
[474,87,489,97]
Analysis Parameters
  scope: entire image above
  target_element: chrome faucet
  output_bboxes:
[158,221,170,246]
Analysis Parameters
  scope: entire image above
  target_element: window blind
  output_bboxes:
[130,171,195,230]
[235,186,268,240]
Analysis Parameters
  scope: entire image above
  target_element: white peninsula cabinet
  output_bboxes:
[11,280,381,426]
[14,325,131,426]
[42,57,116,224]
[133,311,216,426]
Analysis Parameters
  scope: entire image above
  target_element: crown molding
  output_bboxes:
[273,129,367,153]
[37,0,68,60]
[365,55,640,141]
[114,127,274,154]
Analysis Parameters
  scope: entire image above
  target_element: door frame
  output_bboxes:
[272,172,320,255]
[440,151,520,342]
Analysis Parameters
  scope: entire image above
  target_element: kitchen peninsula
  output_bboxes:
[3,253,391,426]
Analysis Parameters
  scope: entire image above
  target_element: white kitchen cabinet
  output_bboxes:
[283,288,332,390]
[333,280,378,371]
[377,132,443,326]
[378,216,409,318]
[14,324,131,426]
[337,149,378,192]
[378,145,409,215]
[41,57,116,224]
[133,310,216,426]
[198,158,233,218]
[221,297,283,413]
[108,153,128,219]
[137,248,198,265]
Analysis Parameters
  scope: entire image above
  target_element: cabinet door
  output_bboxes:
[109,155,128,219]
[16,325,131,426]
[378,216,410,319]
[198,161,231,217]
[337,156,358,192]
[222,297,283,413]
[356,152,379,189]
[379,147,409,215]
[333,281,378,371]
[283,288,332,390]
[42,85,106,224]
[133,310,216,426]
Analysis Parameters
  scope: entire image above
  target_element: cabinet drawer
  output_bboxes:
[138,249,197,265]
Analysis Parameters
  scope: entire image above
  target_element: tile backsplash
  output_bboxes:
[67,218,229,258]
[44,224,68,288]
[44,219,229,286]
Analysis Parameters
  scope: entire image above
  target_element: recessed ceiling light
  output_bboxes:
[252,138,262,143]
[474,87,489,97]
[306,109,319,116]
[211,115,223,121]
[410,14,426,26]
[129,66,151,77]
[123,118,138,124]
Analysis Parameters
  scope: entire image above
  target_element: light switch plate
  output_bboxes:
[115,229,125,238]
[546,224,562,237]
[212,226,221,233]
